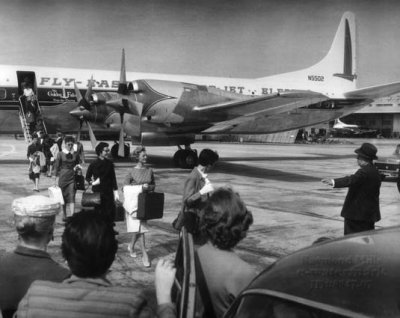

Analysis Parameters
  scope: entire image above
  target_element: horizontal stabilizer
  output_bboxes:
[344,82,400,100]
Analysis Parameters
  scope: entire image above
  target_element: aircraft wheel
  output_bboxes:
[111,143,119,159]
[173,149,185,167]
[183,150,198,169]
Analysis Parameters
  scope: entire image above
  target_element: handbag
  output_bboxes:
[75,171,85,191]
[81,188,101,207]
[48,186,65,205]
[137,192,164,220]
[115,201,125,222]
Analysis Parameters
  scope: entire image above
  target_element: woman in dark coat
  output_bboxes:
[85,142,119,223]
[54,135,81,220]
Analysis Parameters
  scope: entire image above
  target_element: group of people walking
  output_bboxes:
[19,135,394,317]
[28,136,157,268]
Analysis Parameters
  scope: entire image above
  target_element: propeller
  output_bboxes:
[72,79,97,149]
[115,48,144,157]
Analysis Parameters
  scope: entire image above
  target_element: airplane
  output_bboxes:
[329,118,377,137]
[1,11,400,168]
[333,118,360,131]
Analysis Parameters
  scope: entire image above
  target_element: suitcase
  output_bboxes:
[137,192,164,220]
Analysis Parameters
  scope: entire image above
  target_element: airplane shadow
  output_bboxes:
[0,152,353,183]
[221,153,355,162]
[213,161,320,182]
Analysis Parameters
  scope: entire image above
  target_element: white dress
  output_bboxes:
[123,167,155,233]
[123,185,146,233]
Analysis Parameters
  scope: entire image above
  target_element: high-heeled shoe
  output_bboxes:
[127,246,137,258]
[142,256,151,268]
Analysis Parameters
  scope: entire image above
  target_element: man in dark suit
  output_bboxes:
[322,143,381,235]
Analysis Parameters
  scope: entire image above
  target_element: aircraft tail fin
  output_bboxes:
[305,12,357,93]
[258,12,357,95]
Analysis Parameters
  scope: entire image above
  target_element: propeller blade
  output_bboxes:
[120,49,126,84]
[86,120,97,149]
[118,114,125,157]
[118,49,128,95]
[77,119,83,142]
[74,81,83,101]
[85,76,94,101]
[74,79,92,110]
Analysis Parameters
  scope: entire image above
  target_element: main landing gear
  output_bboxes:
[173,146,198,169]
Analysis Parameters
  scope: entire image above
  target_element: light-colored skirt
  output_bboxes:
[126,211,149,233]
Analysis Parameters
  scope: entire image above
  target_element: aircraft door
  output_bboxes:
[16,71,46,135]
[16,71,37,96]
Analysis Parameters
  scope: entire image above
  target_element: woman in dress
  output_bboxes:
[197,187,256,317]
[54,135,81,220]
[124,146,155,267]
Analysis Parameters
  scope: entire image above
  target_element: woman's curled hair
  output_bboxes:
[201,187,253,250]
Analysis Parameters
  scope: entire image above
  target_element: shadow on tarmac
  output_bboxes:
[213,162,320,182]
[221,153,355,162]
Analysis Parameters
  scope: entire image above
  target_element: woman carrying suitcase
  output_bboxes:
[123,146,155,267]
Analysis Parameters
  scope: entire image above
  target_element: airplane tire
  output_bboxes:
[111,143,131,159]
[173,149,185,167]
[173,149,198,169]
[184,151,197,169]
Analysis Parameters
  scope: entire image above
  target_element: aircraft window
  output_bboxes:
[0,88,6,99]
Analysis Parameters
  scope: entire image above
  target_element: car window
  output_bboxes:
[231,295,348,318]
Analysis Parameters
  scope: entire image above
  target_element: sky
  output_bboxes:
[0,0,399,87]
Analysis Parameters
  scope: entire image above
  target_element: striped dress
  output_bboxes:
[123,167,155,233]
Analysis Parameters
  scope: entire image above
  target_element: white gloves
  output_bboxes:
[114,190,120,201]
[199,182,214,195]
[92,178,100,186]
[321,178,334,187]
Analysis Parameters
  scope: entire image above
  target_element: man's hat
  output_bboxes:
[354,143,378,160]
[12,195,60,217]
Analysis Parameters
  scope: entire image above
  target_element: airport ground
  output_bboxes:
[0,137,399,310]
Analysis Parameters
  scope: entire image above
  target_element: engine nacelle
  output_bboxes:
[140,132,195,146]
[91,92,119,104]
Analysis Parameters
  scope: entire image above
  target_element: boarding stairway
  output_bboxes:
[18,96,47,143]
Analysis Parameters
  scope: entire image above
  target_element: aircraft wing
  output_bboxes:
[195,90,329,133]
[344,81,400,100]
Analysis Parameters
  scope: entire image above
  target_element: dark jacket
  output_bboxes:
[86,158,118,194]
[334,163,381,222]
[26,142,42,159]
[0,246,70,318]
[182,167,208,213]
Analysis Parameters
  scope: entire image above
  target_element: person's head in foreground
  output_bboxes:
[201,187,253,250]
[12,195,60,249]
[62,210,117,278]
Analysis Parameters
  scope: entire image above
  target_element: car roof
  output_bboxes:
[243,226,400,317]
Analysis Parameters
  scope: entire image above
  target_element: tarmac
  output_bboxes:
[0,137,399,310]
